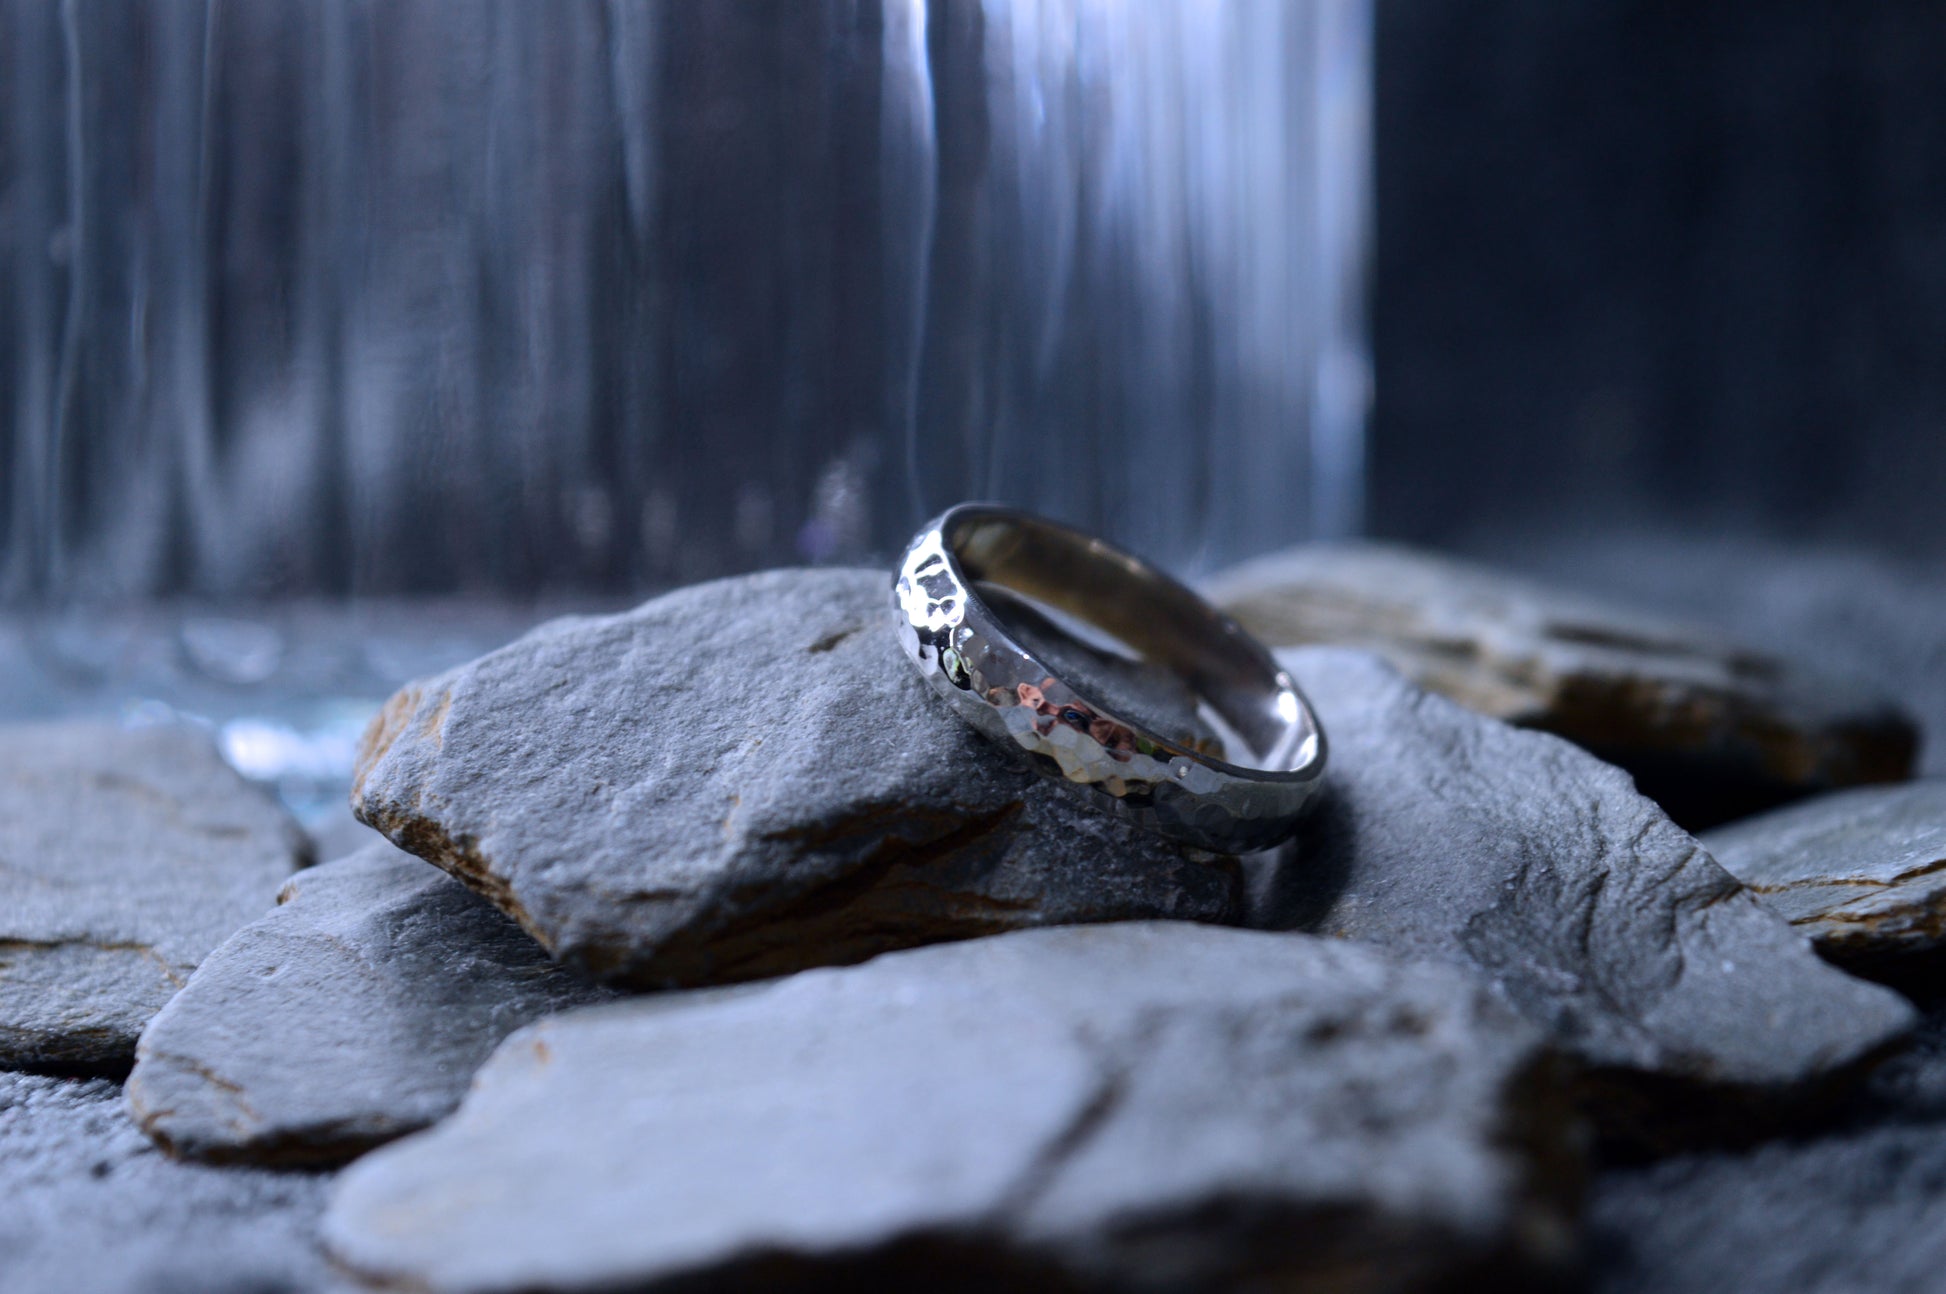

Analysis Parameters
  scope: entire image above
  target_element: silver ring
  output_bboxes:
[893,504,1326,852]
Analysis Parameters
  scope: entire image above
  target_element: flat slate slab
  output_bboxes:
[351,569,1241,989]
[324,922,1574,1294]
[126,842,614,1167]
[0,722,311,1068]
[1704,781,1946,969]
[1256,648,1913,1094]
[0,1072,339,1294]
[1207,543,1918,828]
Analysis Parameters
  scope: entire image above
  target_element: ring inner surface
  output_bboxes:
[971,583,1228,759]
[944,510,1313,775]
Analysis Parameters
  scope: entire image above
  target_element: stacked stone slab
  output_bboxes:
[0,723,309,1069]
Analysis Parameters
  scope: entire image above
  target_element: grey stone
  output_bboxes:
[1587,1001,1946,1294]
[0,722,311,1068]
[0,1071,341,1294]
[126,842,613,1167]
[1207,543,1918,829]
[324,922,1576,1294]
[351,568,1241,989]
[1703,781,1946,969]
[1256,648,1914,1091]
[1589,1124,1946,1294]
[1482,532,1946,784]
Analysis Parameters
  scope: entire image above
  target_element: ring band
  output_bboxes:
[892,504,1326,852]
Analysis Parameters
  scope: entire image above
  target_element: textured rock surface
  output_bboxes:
[1256,648,1913,1092]
[1207,543,1917,828]
[0,722,311,1068]
[1491,533,1946,783]
[0,1071,338,1293]
[351,568,1241,989]
[325,922,1574,1294]
[1590,1125,1946,1294]
[127,842,613,1167]
[1704,781,1946,969]
[1588,999,1946,1294]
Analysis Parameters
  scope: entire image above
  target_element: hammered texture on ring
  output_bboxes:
[892,504,1325,853]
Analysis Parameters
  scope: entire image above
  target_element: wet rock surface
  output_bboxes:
[0,1070,338,1294]
[324,922,1574,1294]
[1589,998,1946,1294]
[351,568,1241,990]
[1257,648,1914,1095]
[127,841,614,1167]
[1208,543,1918,829]
[1703,781,1946,971]
[0,722,311,1069]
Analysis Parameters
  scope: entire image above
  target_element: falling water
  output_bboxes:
[0,0,1369,604]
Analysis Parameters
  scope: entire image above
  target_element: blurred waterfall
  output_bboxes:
[0,0,1369,603]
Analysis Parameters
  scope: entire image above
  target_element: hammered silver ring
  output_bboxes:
[892,503,1326,853]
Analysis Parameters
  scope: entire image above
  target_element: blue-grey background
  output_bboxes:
[1375,0,1946,558]
[0,0,1367,602]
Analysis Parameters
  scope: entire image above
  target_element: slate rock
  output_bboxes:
[0,1071,339,1294]
[0,722,311,1069]
[1207,543,1918,828]
[1703,781,1946,971]
[1490,532,1946,783]
[324,922,1576,1294]
[1255,648,1913,1095]
[1588,999,1946,1294]
[126,841,614,1167]
[351,568,1241,989]
[1589,1124,1946,1294]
